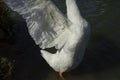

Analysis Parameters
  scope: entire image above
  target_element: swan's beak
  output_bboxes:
[59,71,65,80]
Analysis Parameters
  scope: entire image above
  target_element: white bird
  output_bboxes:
[4,0,90,79]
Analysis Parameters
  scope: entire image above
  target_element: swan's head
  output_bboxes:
[41,50,73,72]
[40,50,75,80]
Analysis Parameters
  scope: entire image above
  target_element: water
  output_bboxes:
[1,0,120,80]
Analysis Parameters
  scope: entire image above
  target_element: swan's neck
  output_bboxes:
[66,0,82,25]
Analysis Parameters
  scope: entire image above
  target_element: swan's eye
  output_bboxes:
[43,47,57,54]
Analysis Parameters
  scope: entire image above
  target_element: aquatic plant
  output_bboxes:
[0,57,14,80]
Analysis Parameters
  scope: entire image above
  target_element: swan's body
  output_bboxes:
[4,0,90,77]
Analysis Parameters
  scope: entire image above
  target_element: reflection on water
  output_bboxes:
[0,0,120,80]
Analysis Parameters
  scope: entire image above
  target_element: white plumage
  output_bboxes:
[4,0,90,74]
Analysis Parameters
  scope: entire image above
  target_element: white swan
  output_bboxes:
[4,0,90,79]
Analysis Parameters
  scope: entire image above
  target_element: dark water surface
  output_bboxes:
[0,0,120,80]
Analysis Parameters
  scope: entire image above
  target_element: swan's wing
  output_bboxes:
[4,0,70,49]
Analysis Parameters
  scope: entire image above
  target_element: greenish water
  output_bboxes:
[0,0,120,80]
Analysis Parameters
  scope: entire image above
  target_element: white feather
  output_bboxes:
[4,0,69,49]
[4,0,90,73]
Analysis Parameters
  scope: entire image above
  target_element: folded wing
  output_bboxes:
[4,0,71,49]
